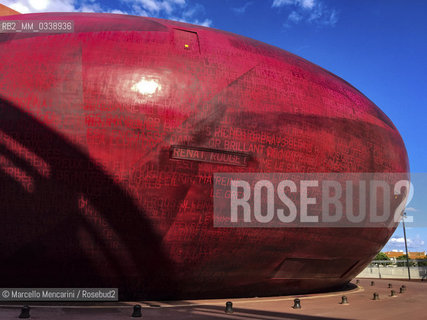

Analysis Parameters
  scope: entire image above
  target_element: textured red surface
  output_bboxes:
[0,13,409,299]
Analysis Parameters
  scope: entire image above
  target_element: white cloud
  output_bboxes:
[125,0,212,26]
[389,236,425,249]
[300,0,315,9]
[28,0,49,10]
[129,0,186,15]
[272,0,293,7]
[170,16,212,27]
[6,2,31,13]
[390,237,405,244]
[406,207,418,212]
[182,3,201,18]
[288,11,302,23]
[2,0,212,27]
[110,9,127,15]
[273,0,314,9]
[232,1,253,14]
[3,0,75,13]
[130,4,149,16]
[79,2,102,13]
[168,2,211,27]
[272,0,338,27]
[137,0,162,12]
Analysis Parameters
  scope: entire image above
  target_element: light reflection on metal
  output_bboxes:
[132,78,161,96]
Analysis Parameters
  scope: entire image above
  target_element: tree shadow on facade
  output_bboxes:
[0,96,178,300]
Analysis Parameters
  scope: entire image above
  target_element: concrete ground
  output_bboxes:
[0,279,425,319]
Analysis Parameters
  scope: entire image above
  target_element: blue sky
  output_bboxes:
[3,0,427,253]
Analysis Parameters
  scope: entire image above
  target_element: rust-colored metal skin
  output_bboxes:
[0,13,409,299]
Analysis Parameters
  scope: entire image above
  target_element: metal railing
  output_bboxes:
[358,260,427,280]
[369,259,427,267]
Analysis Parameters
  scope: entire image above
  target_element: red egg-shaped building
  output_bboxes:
[0,13,408,299]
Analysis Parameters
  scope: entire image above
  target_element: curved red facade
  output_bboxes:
[0,13,408,299]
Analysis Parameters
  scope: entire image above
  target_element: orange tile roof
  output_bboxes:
[384,251,426,259]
